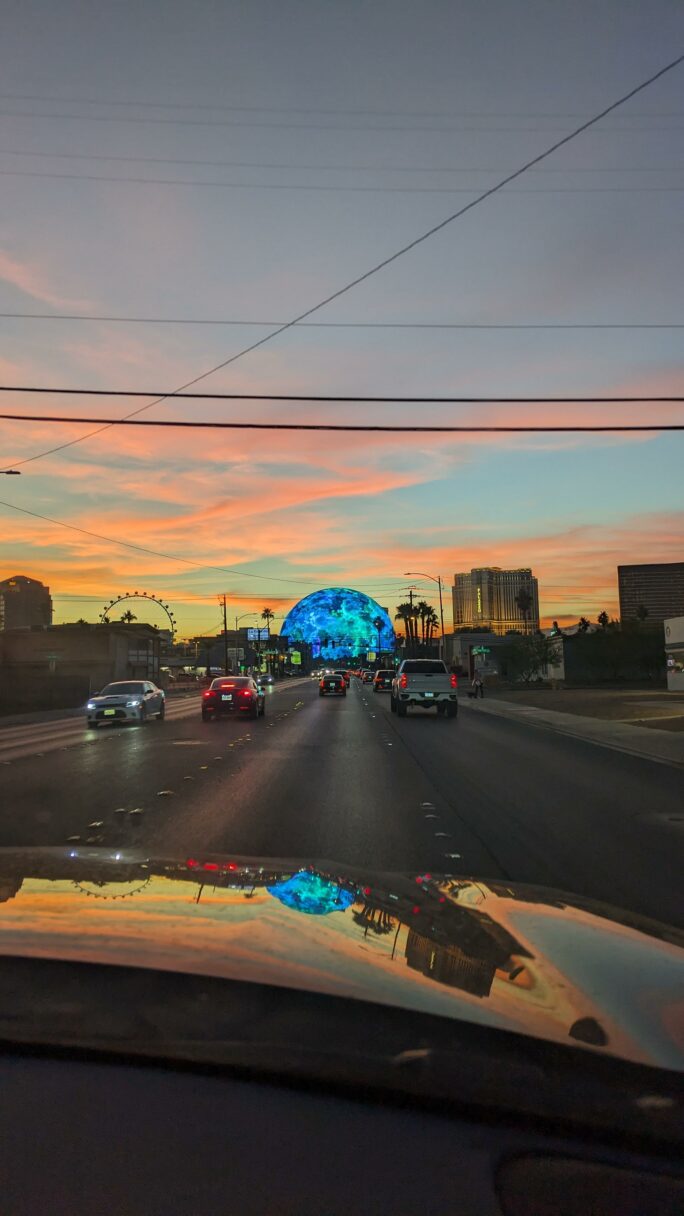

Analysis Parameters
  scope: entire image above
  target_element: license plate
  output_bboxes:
[424,692,434,698]
[221,694,232,701]
[104,708,116,716]
[327,683,335,689]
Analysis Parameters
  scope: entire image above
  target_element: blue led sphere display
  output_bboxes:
[281,587,395,660]
[267,871,356,915]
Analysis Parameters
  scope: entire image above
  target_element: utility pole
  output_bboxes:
[222,594,229,675]
[437,576,445,663]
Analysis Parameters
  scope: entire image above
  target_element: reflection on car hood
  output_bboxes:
[0,848,682,1072]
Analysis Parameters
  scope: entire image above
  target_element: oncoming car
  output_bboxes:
[86,681,165,727]
[319,673,346,697]
[202,677,266,721]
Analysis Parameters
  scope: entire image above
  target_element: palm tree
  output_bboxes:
[597,610,610,630]
[261,607,275,636]
[372,615,384,658]
[515,586,533,634]
[415,600,431,644]
[577,616,591,633]
[395,602,419,651]
[120,609,137,624]
[425,608,439,645]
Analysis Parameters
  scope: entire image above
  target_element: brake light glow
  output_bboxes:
[202,690,213,698]
[239,689,252,698]
[450,673,458,688]
[400,674,408,689]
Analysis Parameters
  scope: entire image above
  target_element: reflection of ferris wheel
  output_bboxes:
[100,592,177,639]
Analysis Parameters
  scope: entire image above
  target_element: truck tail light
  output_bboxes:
[400,674,408,689]
[450,673,458,688]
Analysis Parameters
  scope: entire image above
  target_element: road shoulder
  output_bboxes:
[461,695,684,769]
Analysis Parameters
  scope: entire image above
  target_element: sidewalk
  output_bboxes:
[461,694,684,768]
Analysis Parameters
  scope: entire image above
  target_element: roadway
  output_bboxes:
[0,677,682,928]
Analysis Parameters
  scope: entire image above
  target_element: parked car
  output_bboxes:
[373,669,394,692]
[86,680,165,728]
[391,660,458,718]
[201,677,265,720]
[319,673,346,697]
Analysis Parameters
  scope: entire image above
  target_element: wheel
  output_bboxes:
[397,701,407,717]
[436,704,446,716]
[446,705,458,719]
[319,690,325,697]
[390,696,397,713]
[86,719,97,730]
[341,690,346,697]
[201,710,210,722]
[249,703,258,720]
[158,701,165,720]
[139,705,148,724]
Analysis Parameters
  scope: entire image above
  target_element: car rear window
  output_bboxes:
[376,670,394,676]
[400,661,448,674]
[210,677,250,689]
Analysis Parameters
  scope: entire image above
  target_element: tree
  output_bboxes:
[577,616,591,633]
[597,610,610,630]
[120,609,137,624]
[415,600,431,643]
[261,607,275,636]
[635,603,649,623]
[76,618,88,626]
[394,602,418,647]
[515,586,534,633]
[425,608,439,644]
[372,615,385,656]
[503,633,551,684]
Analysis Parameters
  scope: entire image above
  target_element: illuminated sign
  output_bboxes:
[247,627,270,641]
[476,586,482,615]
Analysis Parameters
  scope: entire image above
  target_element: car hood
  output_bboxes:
[0,848,682,1072]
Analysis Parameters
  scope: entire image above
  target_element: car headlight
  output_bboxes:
[126,699,142,707]
[86,702,96,710]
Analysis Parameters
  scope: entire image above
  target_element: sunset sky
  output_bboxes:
[1,1,682,637]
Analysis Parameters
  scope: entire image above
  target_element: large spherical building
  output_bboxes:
[281,587,395,661]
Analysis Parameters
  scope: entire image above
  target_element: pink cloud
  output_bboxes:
[0,247,92,310]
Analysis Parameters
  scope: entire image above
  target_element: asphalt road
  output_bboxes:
[1,677,682,928]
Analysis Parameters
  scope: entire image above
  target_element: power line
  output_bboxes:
[4,51,682,475]
[2,312,681,330]
[1,412,681,432]
[2,147,683,173]
[1,108,682,133]
[1,389,682,403]
[1,91,681,118]
[4,167,684,193]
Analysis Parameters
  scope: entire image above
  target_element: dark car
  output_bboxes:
[319,673,346,697]
[333,669,351,687]
[373,669,394,692]
[201,676,265,720]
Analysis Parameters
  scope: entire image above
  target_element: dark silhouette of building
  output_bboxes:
[618,562,684,624]
[0,575,52,630]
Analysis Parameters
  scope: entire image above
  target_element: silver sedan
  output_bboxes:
[86,680,165,727]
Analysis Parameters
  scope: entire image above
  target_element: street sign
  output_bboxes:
[290,651,301,665]
[472,646,491,655]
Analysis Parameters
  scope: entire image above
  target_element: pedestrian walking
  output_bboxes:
[473,674,484,699]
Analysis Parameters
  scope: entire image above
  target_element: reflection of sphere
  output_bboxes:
[281,587,394,660]
[267,871,355,915]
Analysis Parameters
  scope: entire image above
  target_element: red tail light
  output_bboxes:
[239,689,252,698]
[203,862,219,872]
[202,690,213,698]
[450,673,458,688]
[400,674,408,689]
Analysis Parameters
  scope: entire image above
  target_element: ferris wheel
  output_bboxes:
[99,592,177,639]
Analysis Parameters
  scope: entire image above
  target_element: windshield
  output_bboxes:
[99,683,146,696]
[0,1,683,1084]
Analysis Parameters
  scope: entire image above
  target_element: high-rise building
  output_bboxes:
[0,575,53,631]
[618,562,684,624]
[452,567,539,635]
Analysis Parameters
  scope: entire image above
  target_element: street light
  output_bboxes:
[404,572,446,661]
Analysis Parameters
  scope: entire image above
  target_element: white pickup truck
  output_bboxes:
[390,659,459,719]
